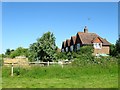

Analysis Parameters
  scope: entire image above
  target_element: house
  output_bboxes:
[61,26,111,56]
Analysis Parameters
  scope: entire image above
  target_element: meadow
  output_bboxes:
[2,57,118,88]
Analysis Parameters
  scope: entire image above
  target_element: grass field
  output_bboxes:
[0,67,2,89]
[2,59,118,88]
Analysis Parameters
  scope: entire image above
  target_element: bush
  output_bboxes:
[14,67,20,76]
[72,55,118,67]
[72,56,94,66]
[77,46,93,54]
[56,52,68,60]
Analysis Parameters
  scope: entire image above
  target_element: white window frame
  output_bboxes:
[93,43,102,49]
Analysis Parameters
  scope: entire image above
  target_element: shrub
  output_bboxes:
[13,67,20,76]
[77,46,93,55]
[56,52,68,60]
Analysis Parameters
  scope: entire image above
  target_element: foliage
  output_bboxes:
[4,49,14,58]
[110,44,117,56]
[56,52,67,60]
[110,38,120,58]
[28,31,57,62]
[67,52,72,60]
[59,46,94,61]
[13,67,20,76]
[72,46,94,60]
[76,46,94,55]
[5,49,11,56]
[72,55,94,66]
[9,47,28,58]
[4,47,28,58]
[72,55,118,67]
[116,38,120,54]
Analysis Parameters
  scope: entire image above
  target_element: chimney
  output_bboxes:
[84,26,88,33]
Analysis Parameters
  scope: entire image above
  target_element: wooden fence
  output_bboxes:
[4,60,71,76]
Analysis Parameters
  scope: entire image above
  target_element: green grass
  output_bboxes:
[2,60,118,88]
[2,75,118,88]
[0,67,2,89]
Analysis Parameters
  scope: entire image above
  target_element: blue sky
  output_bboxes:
[2,2,118,54]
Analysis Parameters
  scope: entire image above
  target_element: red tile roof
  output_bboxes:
[91,37,103,43]
[66,39,71,47]
[71,36,76,44]
[64,41,66,47]
[77,32,111,45]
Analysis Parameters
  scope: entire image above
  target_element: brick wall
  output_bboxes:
[93,46,110,55]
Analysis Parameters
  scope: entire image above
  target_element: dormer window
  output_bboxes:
[93,43,102,49]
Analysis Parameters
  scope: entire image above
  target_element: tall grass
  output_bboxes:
[2,56,118,88]
[2,58,118,79]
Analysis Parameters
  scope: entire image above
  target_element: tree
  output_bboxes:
[4,49,15,58]
[110,38,120,57]
[5,49,11,56]
[10,47,28,58]
[116,38,120,54]
[110,44,117,56]
[28,31,57,62]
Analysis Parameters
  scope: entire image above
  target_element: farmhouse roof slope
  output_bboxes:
[77,32,110,45]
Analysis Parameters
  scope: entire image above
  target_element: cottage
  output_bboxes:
[61,26,111,56]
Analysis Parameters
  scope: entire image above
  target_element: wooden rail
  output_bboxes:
[4,61,71,76]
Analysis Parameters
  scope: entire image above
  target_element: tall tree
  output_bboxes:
[5,49,11,56]
[29,31,57,62]
[110,44,117,56]
[116,38,120,54]
[110,38,120,57]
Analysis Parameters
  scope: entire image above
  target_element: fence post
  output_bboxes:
[11,63,14,76]
[62,62,63,68]
[47,61,49,66]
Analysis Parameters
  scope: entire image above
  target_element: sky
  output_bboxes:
[2,2,118,54]
[118,1,120,38]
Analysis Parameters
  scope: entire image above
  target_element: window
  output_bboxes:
[62,49,64,52]
[70,45,73,51]
[66,47,68,52]
[93,43,102,49]
[77,43,80,50]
